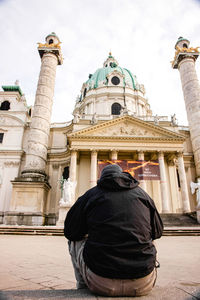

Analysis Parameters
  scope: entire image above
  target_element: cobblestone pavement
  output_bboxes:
[0,235,200,299]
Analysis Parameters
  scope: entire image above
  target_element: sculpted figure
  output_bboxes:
[91,113,98,124]
[171,114,177,126]
[190,181,200,223]
[60,178,76,207]
[73,113,80,124]
[154,114,159,125]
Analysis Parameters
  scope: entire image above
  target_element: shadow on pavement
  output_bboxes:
[0,289,95,300]
[0,287,200,300]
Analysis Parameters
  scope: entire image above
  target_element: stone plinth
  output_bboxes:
[56,205,70,227]
[5,180,50,225]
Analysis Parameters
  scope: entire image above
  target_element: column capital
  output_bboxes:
[38,33,63,65]
[90,149,98,154]
[52,163,59,169]
[158,151,164,158]
[177,151,184,158]
[137,150,144,154]
[150,152,158,161]
[110,149,119,153]
[70,148,78,153]
[167,153,176,166]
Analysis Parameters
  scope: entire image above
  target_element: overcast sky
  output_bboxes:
[1,0,200,125]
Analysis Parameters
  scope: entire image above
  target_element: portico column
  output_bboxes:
[158,152,170,212]
[70,150,77,182]
[111,150,118,160]
[177,152,190,212]
[138,151,147,191]
[90,150,98,188]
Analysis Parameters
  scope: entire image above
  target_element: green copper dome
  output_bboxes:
[82,54,139,93]
[85,65,138,90]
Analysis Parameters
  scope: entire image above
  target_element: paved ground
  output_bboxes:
[0,235,200,299]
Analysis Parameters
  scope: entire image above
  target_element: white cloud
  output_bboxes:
[1,0,200,125]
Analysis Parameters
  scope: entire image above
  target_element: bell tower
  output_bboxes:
[6,33,63,226]
[172,37,200,179]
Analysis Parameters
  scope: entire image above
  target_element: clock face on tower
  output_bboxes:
[111,76,120,85]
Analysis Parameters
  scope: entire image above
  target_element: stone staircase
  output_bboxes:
[0,213,199,236]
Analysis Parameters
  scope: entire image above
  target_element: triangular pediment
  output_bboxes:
[68,116,185,141]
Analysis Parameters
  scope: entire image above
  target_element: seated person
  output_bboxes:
[64,164,163,297]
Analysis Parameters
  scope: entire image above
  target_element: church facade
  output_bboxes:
[0,34,199,226]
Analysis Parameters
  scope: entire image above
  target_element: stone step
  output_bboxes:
[0,225,64,236]
[0,225,200,236]
[160,212,198,226]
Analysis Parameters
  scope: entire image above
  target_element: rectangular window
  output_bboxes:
[0,133,4,143]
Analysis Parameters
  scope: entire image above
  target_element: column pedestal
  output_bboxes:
[56,205,70,227]
[5,180,50,225]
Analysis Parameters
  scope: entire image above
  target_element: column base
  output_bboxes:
[4,212,44,226]
[0,212,4,224]
[45,213,57,225]
[197,211,200,224]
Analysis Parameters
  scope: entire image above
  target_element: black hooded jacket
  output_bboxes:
[64,165,163,279]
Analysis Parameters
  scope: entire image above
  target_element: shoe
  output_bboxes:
[76,282,87,289]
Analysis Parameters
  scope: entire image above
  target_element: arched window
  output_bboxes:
[49,39,54,44]
[83,88,87,98]
[111,102,121,115]
[63,166,69,180]
[183,43,188,48]
[0,133,4,143]
[0,101,10,110]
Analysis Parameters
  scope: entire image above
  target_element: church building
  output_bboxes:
[0,33,199,226]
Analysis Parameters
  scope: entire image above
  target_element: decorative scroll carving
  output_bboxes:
[171,46,200,66]
[38,42,61,49]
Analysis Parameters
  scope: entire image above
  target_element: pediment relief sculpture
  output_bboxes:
[69,116,185,140]
[87,123,161,137]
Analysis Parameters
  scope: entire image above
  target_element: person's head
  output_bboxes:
[98,163,138,190]
[100,164,122,179]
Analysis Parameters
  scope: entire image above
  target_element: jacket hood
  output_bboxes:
[97,164,139,191]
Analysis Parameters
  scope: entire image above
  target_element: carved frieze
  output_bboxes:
[25,156,45,170]
[52,163,59,169]
[87,123,159,137]
[27,141,47,160]
[31,117,49,133]
[4,161,20,167]
[33,106,51,120]
[29,130,49,145]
